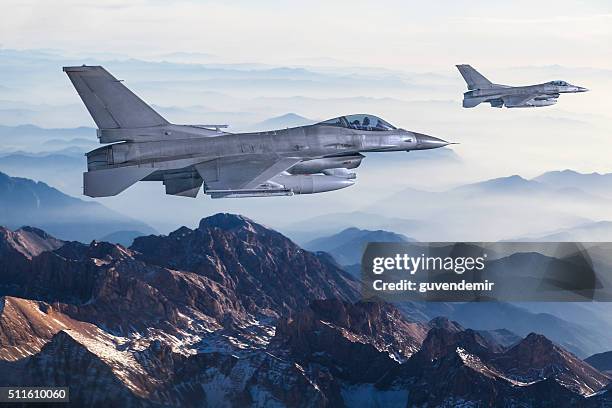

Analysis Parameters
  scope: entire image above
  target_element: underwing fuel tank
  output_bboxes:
[526,99,557,107]
[270,174,355,194]
[288,154,364,174]
[208,173,356,198]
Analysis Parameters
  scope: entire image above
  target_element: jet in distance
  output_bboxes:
[64,65,453,199]
[456,64,588,108]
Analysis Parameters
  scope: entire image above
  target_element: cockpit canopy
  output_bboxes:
[317,114,396,131]
[550,80,569,86]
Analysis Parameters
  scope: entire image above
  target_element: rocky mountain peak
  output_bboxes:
[197,213,259,232]
[275,299,428,365]
[0,297,79,361]
[87,240,134,260]
[17,226,54,240]
[0,225,64,259]
[428,316,464,332]
[521,332,555,347]
[491,332,611,395]
[131,214,359,319]
[1,217,611,406]
[418,324,494,361]
[501,332,560,365]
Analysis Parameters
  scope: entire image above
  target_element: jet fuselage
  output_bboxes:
[456,64,588,108]
[64,65,451,199]
[92,124,440,171]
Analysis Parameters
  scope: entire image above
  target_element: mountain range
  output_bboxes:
[0,124,96,153]
[0,214,611,406]
[519,220,612,242]
[586,351,612,374]
[0,171,154,242]
[247,113,316,131]
[281,170,612,243]
[303,227,413,266]
[292,171,611,242]
[534,169,612,199]
[365,174,602,241]
[299,228,612,358]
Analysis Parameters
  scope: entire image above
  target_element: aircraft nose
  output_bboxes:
[414,133,451,150]
[578,86,589,92]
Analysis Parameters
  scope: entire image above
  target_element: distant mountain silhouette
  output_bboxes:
[447,302,605,358]
[453,174,544,194]
[0,124,96,153]
[0,124,95,139]
[304,227,414,265]
[534,169,612,199]
[524,220,612,241]
[367,172,607,241]
[0,154,85,196]
[0,171,154,242]
[0,153,83,170]
[284,211,425,244]
[585,350,612,372]
[250,113,316,131]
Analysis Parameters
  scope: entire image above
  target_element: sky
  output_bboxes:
[2,0,612,70]
[1,0,612,234]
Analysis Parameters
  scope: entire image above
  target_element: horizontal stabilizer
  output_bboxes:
[463,97,486,108]
[84,166,156,197]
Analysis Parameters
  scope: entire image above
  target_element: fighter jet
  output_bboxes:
[63,65,451,199]
[456,64,588,108]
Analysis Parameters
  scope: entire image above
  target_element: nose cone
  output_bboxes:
[414,133,450,150]
[577,86,589,92]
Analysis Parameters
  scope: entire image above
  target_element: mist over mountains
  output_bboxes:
[304,227,413,266]
[0,171,154,242]
[2,120,612,243]
[361,173,611,241]
[247,112,315,132]
[2,121,608,242]
[2,47,612,235]
[1,46,611,178]
[284,170,612,243]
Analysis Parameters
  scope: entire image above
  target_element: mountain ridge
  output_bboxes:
[0,171,155,242]
[0,215,610,406]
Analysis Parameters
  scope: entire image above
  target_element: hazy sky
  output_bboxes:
[2,0,611,70]
[2,0,612,234]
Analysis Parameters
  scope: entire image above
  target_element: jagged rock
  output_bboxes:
[131,213,359,318]
[0,216,609,407]
[491,332,611,395]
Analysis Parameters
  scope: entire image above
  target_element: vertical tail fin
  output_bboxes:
[456,64,494,90]
[63,65,168,129]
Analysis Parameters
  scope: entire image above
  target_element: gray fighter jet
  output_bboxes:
[456,64,588,108]
[64,65,451,199]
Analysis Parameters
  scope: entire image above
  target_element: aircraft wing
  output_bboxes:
[195,154,302,192]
